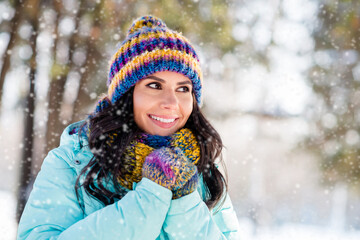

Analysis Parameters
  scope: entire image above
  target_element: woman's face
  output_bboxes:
[133,71,194,136]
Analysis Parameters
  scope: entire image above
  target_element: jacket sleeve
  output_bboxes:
[161,186,241,239]
[17,147,173,240]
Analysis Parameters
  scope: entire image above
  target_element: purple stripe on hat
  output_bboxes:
[108,37,199,81]
[108,35,199,82]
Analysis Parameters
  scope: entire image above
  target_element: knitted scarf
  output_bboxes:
[112,128,200,190]
[77,124,200,191]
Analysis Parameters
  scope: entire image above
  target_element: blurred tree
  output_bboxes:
[306,0,360,188]
[44,0,68,156]
[69,0,138,124]
[15,0,41,222]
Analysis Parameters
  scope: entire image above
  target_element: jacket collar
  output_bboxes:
[60,120,93,172]
[60,120,89,149]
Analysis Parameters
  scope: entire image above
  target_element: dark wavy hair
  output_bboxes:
[76,87,228,210]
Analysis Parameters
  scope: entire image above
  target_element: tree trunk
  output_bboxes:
[43,0,91,154]
[70,0,137,123]
[44,75,67,154]
[43,0,68,155]
[16,0,41,222]
[70,44,97,123]
[16,67,36,223]
[70,1,104,123]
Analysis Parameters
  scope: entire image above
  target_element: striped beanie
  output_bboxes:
[105,15,203,109]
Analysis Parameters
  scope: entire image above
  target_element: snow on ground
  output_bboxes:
[1,190,360,240]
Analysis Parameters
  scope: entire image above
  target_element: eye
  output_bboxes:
[146,82,161,89]
[178,86,190,92]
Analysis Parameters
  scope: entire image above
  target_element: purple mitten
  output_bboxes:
[142,147,197,191]
[142,147,177,190]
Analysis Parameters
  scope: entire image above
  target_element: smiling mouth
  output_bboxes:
[149,114,176,123]
[148,114,179,128]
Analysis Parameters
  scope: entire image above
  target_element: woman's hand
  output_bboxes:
[170,147,198,199]
[172,170,198,199]
[142,147,198,197]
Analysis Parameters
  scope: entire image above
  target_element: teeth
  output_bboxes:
[150,115,176,123]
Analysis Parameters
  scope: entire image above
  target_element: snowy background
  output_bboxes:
[1,0,360,239]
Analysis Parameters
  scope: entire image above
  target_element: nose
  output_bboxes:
[160,89,178,110]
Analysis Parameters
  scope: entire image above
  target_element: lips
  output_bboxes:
[148,114,179,129]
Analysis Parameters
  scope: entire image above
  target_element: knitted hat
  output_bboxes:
[106,15,203,107]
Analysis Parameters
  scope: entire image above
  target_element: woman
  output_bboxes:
[17,15,240,239]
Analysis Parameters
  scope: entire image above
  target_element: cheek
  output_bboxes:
[181,97,194,120]
[133,87,147,123]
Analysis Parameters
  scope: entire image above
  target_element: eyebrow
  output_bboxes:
[145,76,192,85]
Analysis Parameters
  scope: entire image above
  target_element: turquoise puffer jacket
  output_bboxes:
[17,120,240,240]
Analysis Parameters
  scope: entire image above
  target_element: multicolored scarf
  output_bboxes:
[76,117,200,191]
[80,126,200,190]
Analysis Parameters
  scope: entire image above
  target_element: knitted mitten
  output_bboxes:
[142,147,197,191]
[172,170,198,199]
[170,147,198,199]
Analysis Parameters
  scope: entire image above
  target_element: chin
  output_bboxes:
[152,129,178,136]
